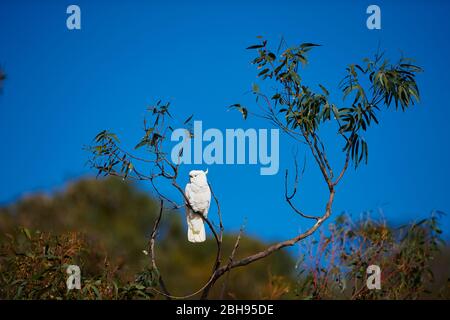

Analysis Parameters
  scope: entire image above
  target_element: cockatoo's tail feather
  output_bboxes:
[187,215,206,243]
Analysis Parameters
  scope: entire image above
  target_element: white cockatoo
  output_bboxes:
[185,169,211,243]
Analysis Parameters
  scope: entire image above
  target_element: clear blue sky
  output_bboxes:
[1,0,449,240]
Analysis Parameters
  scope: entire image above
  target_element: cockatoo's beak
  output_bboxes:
[204,169,208,175]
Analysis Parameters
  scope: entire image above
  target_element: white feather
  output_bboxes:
[185,170,211,243]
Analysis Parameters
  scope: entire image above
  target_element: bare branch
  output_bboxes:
[209,188,335,285]
[200,183,224,299]
[220,222,246,299]
[312,132,333,179]
[334,148,351,186]
[148,200,171,299]
[284,160,319,220]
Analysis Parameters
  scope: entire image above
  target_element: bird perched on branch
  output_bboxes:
[185,169,211,243]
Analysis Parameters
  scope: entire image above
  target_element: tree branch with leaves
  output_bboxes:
[222,37,422,290]
[87,37,422,299]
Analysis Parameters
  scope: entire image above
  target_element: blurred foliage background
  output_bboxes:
[0,177,448,299]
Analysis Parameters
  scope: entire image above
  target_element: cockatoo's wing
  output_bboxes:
[185,183,211,216]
